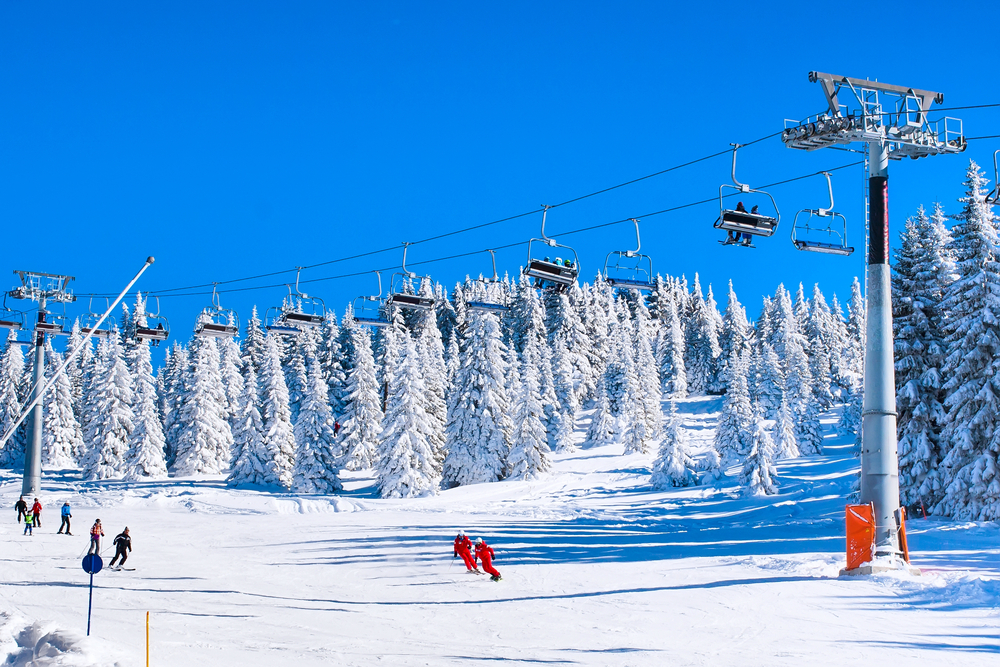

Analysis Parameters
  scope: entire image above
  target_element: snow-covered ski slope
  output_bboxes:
[1,397,997,666]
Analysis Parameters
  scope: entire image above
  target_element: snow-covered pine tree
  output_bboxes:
[934,161,1000,520]
[684,275,722,395]
[376,335,441,498]
[633,294,663,442]
[123,333,168,481]
[507,335,552,480]
[414,300,448,472]
[718,280,753,392]
[650,402,698,488]
[772,285,822,455]
[442,310,511,486]
[0,331,26,468]
[843,277,866,388]
[171,335,233,476]
[219,337,245,427]
[805,285,835,407]
[318,314,348,419]
[241,306,267,374]
[282,327,315,422]
[753,342,784,418]
[41,346,83,467]
[704,285,726,394]
[893,204,955,507]
[82,334,135,480]
[658,294,687,398]
[713,348,754,466]
[739,407,779,496]
[227,361,268,487]
[793,283,810,336]
[585,373,617,447]
[549,336,578,452]
[773,394,799,459]
[292,359,343,494]
[160,341,189,466]
[253,333,297,488]
[64,320,86,421]
[339,325,383,470]
[827,293,854,394]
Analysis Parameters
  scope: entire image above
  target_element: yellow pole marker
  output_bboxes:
[146,611,150,667]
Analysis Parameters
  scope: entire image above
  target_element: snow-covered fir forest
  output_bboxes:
[0,160,997,521]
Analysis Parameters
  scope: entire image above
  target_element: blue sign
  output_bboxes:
[82,554,103,575]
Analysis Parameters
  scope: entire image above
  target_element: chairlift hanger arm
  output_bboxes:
[730,144,748,191]
[818,172,835,216]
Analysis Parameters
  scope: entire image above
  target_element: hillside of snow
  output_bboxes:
[1,397,997,666]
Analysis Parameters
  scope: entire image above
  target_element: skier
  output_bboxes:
[23,512,34,536]
[88,519,104,555]
[736,201,747,213]
[334,420,341,437]
[750,204,760,215]
[15,496,27,523]
[474,537,502,582]
[31,498,42,528]
[453,530,479,574]
[109,528,131,569]
[57,502,72,535]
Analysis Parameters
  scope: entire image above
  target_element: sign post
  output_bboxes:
[82,554,103,636]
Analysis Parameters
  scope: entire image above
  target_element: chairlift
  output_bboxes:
[790,172,854,256]
[467,250,510,314]
[352,271,391,327]
[387,243,436,311]
[0,295,25,331]
[714,144,780,248]
[194,284,240,338]
[79,296,116,338]
[986,150,1000,206]
[135,295,170,345]
[603,218,654,291]
[35,312,69,336]
[523,205,580,291]
[273,267,326,330]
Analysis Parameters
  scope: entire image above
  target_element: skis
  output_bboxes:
[108,567,135,571]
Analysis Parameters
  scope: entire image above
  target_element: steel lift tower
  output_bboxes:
[8,271,77,496]
[782,73,966,562]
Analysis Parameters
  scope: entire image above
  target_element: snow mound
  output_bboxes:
[0,614,125,667]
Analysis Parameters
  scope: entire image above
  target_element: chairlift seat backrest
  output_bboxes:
[195,322,238,338]
[466,301,510,314]
[0,318,22,331]
[605,277,655,291]
[793,240,855,256]
[716,211,778,237]
[35,321,67,335]
[135,326,169,341]
[282,311,324,327]
[80,327,112,338]
[523,259,578,285]
[389,293,435,311]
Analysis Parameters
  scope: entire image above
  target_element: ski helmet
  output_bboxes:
[475,537,483,545]
[458,530,465,536]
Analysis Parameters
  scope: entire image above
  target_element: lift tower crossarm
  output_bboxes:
[810,71,943,117]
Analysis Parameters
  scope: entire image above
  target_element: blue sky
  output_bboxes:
[2,1,998,364]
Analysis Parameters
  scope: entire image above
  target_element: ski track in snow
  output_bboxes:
[0,396,997,666]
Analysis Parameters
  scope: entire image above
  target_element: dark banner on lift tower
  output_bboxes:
[869,176,889,265]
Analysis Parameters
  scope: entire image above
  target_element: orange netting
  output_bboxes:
[845,503,875,570]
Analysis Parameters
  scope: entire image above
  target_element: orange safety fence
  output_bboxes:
[845,503,875,570]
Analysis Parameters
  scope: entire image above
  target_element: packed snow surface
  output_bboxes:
[1,397,997,666]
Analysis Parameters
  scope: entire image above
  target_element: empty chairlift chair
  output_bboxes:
[194,285,240,338]
[466,250,510,314]
[386,243,436,311]
[714,144,780,248]
[134,296,170,345]
[79,297,115,338]
[269,267,325,333]
[603,218,655,291]
[790,172,854,256]
[0,296,25,331]
[352,271,392,327]
[522,205,580,291]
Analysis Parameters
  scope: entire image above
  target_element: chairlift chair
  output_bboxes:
[523,205,580,290]
[603,218,655,291]
[0,296,25,331]
[387,243,436,311]
[79,296,116,338]
[790,172,854,256]
[265,304,302,336]
[194,284,240,339]
[352,271,391,327]
[35,313,69,336]
[714,144,780,247]
[134,295,170,345]
[274,267,326,329]
[986,150,1000,206]
[466,250,511,314]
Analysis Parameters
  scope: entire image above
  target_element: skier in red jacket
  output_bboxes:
[453,530,479,573]
[474,537,502,581]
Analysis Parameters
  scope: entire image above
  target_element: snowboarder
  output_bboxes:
[88,519,104,555]
[474,537,502,581]
[15,496,27,523]
[23,512,34,536]
[31,498,42,528]
[109,528,131,568]
[453,530,479,573]
[57,502,72,535]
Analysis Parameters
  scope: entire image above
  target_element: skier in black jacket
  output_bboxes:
[109,528,132,568]
[14,497,27,523]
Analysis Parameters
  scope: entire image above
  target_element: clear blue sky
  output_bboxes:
[2,1,998,365]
